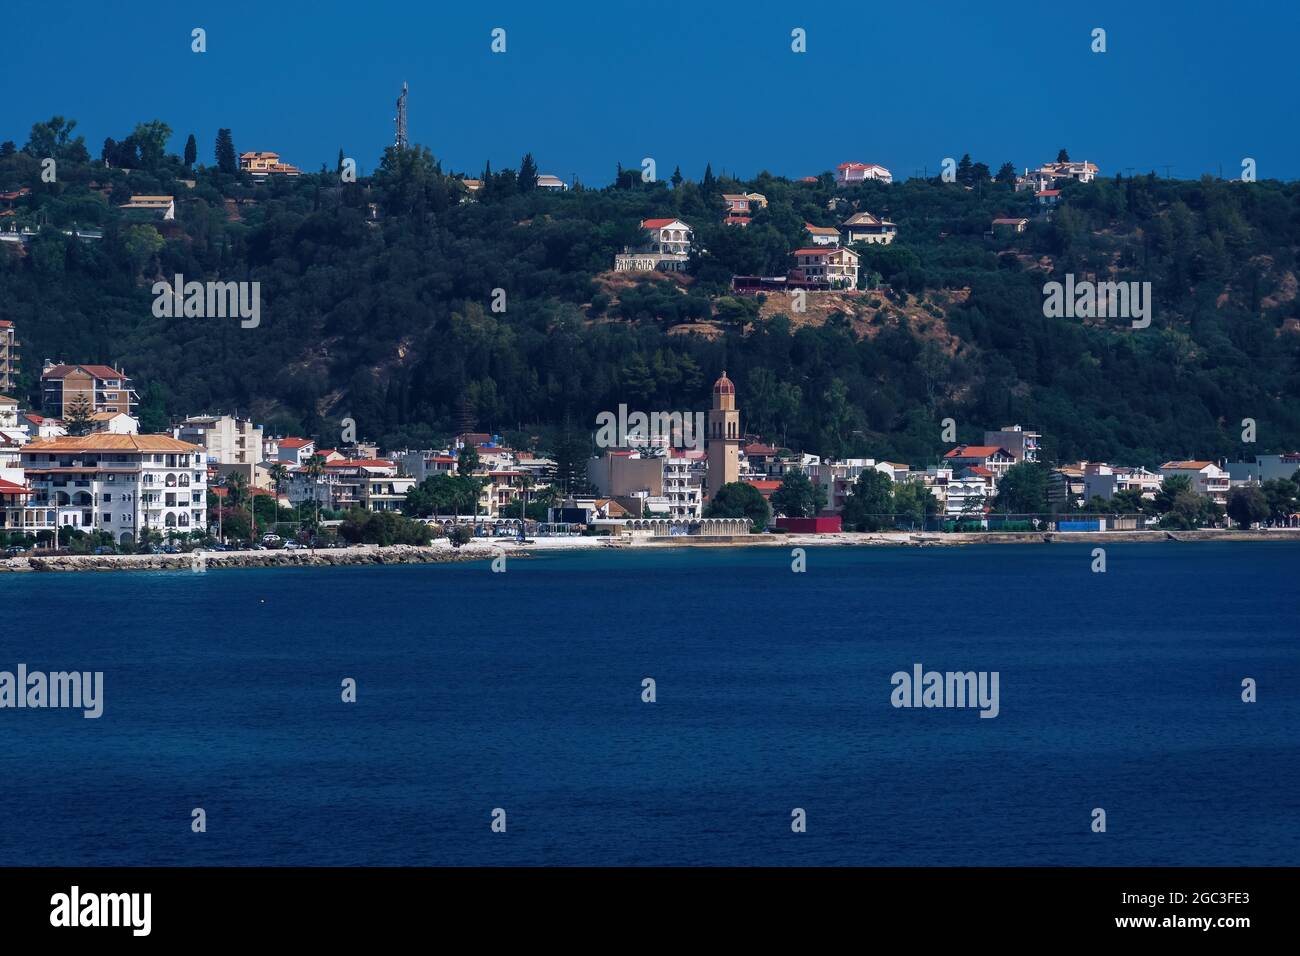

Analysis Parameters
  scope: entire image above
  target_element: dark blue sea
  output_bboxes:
[1,543,1297,866]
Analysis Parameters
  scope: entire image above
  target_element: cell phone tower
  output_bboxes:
[395,81,409,151]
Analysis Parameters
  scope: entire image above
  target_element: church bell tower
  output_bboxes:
[706,371,741,500]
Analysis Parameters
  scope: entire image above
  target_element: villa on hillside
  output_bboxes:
[536,174,568,191]
[790,246,859,289]
[613,218,693,273]
[836,162,893,187]
[239,152,303,177]
[118,195,175,220]
[1015,160,1099,193]
[841,211,897,244]
[804,223,841,246]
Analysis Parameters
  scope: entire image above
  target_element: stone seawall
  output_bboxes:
[0,544,500,573]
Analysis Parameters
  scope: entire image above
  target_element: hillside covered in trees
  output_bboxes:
[2,116,1299,467]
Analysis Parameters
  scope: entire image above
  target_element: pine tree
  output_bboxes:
[702,163,715,191]
[62,394,95,436]
[337,148,345,173]
[183,133,197,168]
[215,128,237,174]
[671,165,683,188]
[1056,148,1071,164]
[518,152,538,192]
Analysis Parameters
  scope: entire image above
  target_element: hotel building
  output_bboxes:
[20,434,207,544]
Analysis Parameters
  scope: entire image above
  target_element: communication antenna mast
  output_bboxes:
[395,82,409,151]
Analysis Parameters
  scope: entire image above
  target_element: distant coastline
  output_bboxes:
[4,528,1300,573]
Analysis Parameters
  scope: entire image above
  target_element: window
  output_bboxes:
[102,514,111,524]
[103,493,112,503]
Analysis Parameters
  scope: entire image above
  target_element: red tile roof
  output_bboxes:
[41,364,126,380]
[641,218,684,229]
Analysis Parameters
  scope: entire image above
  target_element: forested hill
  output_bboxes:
[2,117,1299,467]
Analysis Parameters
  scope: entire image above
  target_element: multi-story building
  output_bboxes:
[613,218,693,273]
[1083,463,1162,501]
[805,459,894,513]
[19,434,207,544]
[836,162,892,187]
[264,436,316,466]
[40,363,139,418]
[791,246,860,288]
[984,425,1041,463]
[943,445,1017,480]
[0,393,18,430]
[1224,453,1300,484]
[1160,460,1231,506]
[587,448,703,519]
[175,414,264,466]
[0,320,18,392]
[287,458,413,513]
[0,474,50,539]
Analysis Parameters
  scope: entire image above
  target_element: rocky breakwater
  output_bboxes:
[0,544,507,573]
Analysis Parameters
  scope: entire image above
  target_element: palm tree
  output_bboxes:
[304,454,327,533]
[268,463,288,505]
[224,472,251,543]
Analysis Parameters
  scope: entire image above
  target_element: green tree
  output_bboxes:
[842,469,893,531]
[993,462,1048,514]
[183,133,197,168]
[62,393,95,436]
[215,128,237,174]
[705,481,771,531]
[1260,478,1298,524]
[892,480,940,530]
[132,120,172,168]
[1154,475,1193,515]
[1226,485,1269,529]
[771,469,826,518]
[518,153,538,192]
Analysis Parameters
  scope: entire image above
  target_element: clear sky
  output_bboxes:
[6,0,1297,183]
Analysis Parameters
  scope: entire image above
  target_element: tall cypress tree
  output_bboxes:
[183,133,197,168]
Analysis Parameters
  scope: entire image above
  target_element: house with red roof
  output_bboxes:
[613,218,693,272]
[39,362,138,419]
[943,445,1017,479]
[836,162,893,187]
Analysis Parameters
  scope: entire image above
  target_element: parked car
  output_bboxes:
[93,546,116,555]
[262,533,281,543]
[283,541,305,550]
[161,545,179,554]
[4,545,28,557]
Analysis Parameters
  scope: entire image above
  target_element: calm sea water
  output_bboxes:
[1,543,1296,866]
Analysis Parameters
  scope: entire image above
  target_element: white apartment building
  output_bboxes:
[20,434,208,544]
[944,477,989,523]
[175,414,264,466]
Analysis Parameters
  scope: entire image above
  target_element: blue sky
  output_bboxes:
[6,0,1298,183]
